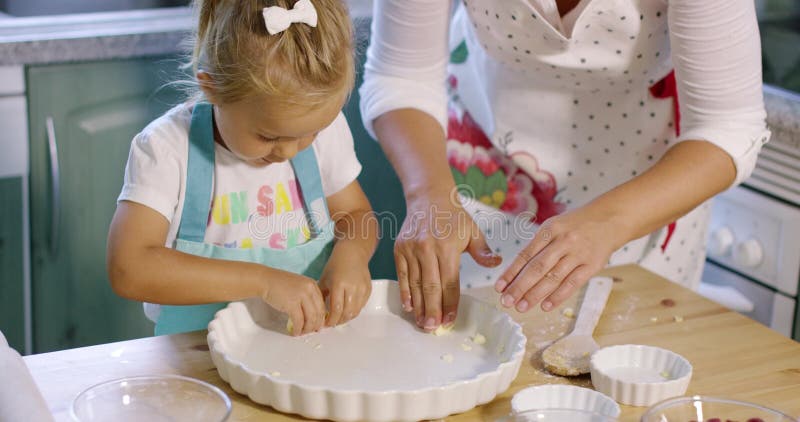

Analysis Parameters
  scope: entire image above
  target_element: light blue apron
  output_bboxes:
[155,102,335,335]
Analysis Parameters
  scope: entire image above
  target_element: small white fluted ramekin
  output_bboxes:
[590,344,692,407]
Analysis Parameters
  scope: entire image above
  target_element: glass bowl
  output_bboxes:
[496,408,618,422]
[71,375,231,422]
[641,396,797,422]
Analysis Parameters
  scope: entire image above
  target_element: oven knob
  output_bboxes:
[733,238,764,268]
[708,226,735,257]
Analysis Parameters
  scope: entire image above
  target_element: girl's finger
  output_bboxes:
[354,279,372,321]
[496,226,555,293]
[394,252,412,312]
[542,264,597,311]
[517,255,580,313]
[342,291,356,323]
[301,298,321,334]
[310,284,326,325]
[327,285,345,327]
[289,307,304,337]
[500,239,568,309]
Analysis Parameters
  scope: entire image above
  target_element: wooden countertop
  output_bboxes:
[24,264,800,421]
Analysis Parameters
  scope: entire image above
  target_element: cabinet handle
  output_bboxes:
[45,116,61,257]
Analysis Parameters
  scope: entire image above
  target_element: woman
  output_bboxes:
[360,0,769,331]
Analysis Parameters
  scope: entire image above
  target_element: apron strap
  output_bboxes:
[177,101,329,242]
[290,147,330,237]
[176,102,215,243]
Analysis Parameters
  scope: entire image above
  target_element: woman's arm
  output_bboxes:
[106,201,327,335]
[496,0,769,312]
[362,0,501,331]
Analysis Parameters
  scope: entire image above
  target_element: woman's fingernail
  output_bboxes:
[542,301,553,311]
[403,300,412,311]
[424,317,436,329]
[516,299,529,312]
[501,294,515,307]
[495,279,508,292]
[416,315,424,326]
[444,312,456,325]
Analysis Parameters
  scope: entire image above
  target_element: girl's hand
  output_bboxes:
[495,207,627,313]
[396,191,502,332]
[319,249,372,327]
[261,273,326,336]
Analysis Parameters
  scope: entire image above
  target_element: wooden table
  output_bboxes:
[24,265,800,421]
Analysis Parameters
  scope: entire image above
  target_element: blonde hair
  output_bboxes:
[189,0,354,108]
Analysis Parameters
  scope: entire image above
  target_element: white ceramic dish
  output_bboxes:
[70,375,231,422]
[510,384,620,418]
[208,280,526,422]
[590,344,692,407]
[499,409,618,422]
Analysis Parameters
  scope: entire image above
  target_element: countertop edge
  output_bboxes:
[0,31,191,66]
[0,6,373,66]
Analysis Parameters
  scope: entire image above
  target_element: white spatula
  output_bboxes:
[542,276,613,376]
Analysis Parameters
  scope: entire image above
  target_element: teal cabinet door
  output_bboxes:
[27,58,185,353]
[0,177,25,352]
[343,24,406,280]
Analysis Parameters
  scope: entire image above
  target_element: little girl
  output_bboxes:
[107,0,377,336]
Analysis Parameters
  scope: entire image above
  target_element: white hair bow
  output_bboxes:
[262,0,318,35]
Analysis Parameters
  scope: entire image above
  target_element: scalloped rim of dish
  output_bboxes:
[510,384,621,417]
[69,374,232,421]
[207,280,527,421]
[642,395,799,421]
[590,344,692,407]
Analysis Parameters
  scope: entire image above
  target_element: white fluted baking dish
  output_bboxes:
[590,344,692,407]
[207,280,526,421]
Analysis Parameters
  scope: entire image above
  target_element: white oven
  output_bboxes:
[700,85,800,341]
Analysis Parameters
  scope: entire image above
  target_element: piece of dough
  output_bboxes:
[471,333,487,345]
[432,324,454,336]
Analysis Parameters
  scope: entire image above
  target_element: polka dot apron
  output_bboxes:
[447,0,709,289]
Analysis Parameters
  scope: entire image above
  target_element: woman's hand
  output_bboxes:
[261,273,326,336]
[319,246,373,327]
[396,191,502,331]
[495,207,627,313]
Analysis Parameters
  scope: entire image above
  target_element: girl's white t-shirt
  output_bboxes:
[118,103,362,250]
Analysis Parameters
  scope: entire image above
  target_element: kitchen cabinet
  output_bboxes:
[0,70,29,354]
[0,177,24,352]
[27,58,184,353]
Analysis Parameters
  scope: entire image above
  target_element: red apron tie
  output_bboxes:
[649,70,680,253]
